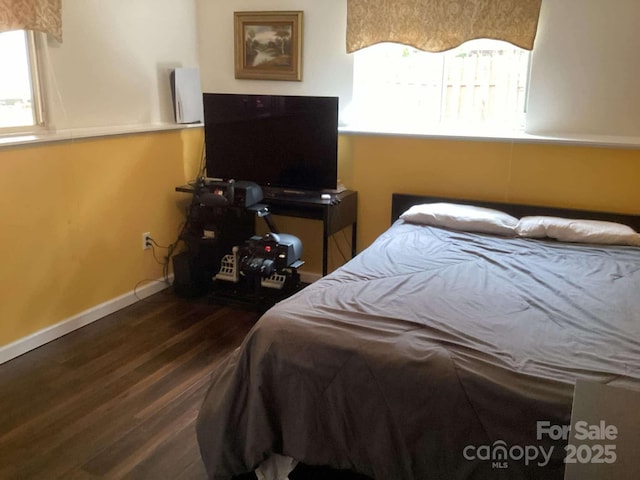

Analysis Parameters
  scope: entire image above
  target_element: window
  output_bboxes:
[351,39,530,132]
[0,30,43,133]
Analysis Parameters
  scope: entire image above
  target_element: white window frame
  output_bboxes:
[350,39,531,133]
[0,30,45,135]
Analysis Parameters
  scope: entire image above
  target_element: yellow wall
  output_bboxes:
[2,130,640,348]
[344,135,640,249]
[0,128,203,347]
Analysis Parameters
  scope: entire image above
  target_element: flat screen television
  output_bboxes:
[203,93,338,193]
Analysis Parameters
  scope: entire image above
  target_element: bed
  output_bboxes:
[196,193,640,480]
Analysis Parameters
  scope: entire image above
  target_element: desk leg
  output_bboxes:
[322,222,328,277]
[351,222,357,258]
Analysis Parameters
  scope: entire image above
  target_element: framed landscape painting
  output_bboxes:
[234,11,303,81]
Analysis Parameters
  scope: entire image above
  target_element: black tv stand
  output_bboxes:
[175,184,358,277]
[262,190,358,276]
[176,184,358,276]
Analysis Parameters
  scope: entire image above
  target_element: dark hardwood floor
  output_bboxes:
[0,290,260,480]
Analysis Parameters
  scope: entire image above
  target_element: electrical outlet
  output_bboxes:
[142,232,152,250]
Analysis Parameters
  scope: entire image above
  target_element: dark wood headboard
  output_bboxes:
[391,193,640,231]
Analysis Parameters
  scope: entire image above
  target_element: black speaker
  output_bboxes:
[172,252,209,298]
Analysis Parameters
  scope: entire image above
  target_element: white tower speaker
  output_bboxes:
[170,67,204,124]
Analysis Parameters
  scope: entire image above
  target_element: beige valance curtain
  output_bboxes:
[347,0,542,53]
[0,0,62,41]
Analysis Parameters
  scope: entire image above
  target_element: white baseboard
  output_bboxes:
[0,271,318,366]
[0,276,172,366]
[299,271,322,284]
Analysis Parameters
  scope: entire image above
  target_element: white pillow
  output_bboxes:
[400,202,518,236]
[516,216,640,246]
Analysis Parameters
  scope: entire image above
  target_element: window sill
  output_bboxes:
[338,124,640,150]
[0,122,203,149]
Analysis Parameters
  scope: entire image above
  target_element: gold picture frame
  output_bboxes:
[234,11,303,81]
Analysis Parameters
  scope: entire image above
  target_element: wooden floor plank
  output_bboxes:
[0,292,259,480]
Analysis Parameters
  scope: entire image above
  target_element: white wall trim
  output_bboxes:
[339,126,640,150]
[0,276,172,365]
[300,271,322,284]
[0,123,203,149]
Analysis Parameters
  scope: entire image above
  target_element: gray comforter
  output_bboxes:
[196,222,640,479]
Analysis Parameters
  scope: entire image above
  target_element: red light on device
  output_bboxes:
[265,246,272,253]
